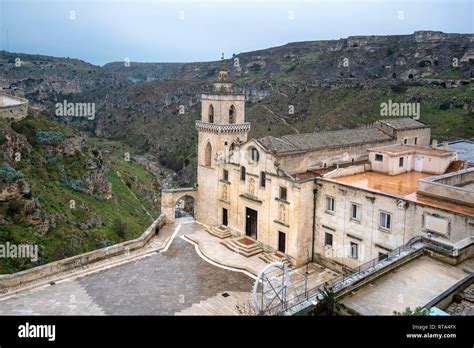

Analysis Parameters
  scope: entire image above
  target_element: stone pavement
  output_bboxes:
[184,229,267,276]
[0,220,253,315]
[445,283,474,316]
[0,219,341,315]
[342,256,472,315]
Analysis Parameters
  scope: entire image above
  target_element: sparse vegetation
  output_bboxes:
[0,164,23,183]
[0,116,162,274]
[393,307,430,316]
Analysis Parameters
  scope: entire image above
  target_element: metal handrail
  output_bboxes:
[261,235,426,315]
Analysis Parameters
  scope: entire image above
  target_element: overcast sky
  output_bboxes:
[1,0,472,66]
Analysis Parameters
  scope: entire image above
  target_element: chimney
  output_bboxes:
[443,141,449,151]
[431,139,438,149]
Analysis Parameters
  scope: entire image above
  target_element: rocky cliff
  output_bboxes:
[1,31,473,184]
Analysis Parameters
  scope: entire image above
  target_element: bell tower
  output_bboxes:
[195,55,250,226]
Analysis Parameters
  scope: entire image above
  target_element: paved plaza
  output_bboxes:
[0,219,341,315]
[0,221,254,315]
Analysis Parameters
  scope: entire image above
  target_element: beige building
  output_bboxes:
[162,62,473,269]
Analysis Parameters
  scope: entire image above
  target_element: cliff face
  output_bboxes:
[1,31,473,182]
[102,31,473,82]
[0,115,165,274]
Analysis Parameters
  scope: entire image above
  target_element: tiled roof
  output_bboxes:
[257,127,391,155]
[378,118,428,130]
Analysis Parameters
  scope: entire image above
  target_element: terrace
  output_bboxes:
[328,170,474,217]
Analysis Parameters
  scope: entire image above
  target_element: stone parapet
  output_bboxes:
[0,215,166,289]
[195,120,250,134]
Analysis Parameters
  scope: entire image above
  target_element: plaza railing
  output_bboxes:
[258,235,426,315]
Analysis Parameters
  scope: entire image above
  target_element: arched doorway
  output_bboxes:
[175,195,195,219]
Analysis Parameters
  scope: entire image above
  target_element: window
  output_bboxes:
[260,171,266,188]
[375,154,383,162]
[204,142,212,166]
[350,242,359,259]
[248,147,259,164]
[208,104,214,123]
[324,233,333,247]
[404,139,408,144]
[399,157,404,167]
[351,203,361,221]
[229,105,236,124]
[240,166,246,181]
[380,211,392,230]
[279,187,287,201]
[378,252,388,261]
[223,169,229,181]
[326,196,335,212]
[414,137,418,145]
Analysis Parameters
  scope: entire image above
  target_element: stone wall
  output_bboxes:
[161,188,197,223]
[313,179,474,268]
[418,168,474,206]
[0,215,166,289]
[0,94,28,122]
[278,139,395,175]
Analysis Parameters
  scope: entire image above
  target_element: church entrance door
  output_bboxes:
[245,208,258,240]
[222,208,228,226]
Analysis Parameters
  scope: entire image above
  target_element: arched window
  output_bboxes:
[240,166,246,181]
[205,142,212,166]
[208,104,214,123]
[248,147,259,164]
[229,105,236,124]
[229,142,235,154]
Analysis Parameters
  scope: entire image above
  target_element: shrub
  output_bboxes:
[113,219,127,239]
[36,131,64,145]
[98,239,115,248]
[60,174,87,193]
[393,307,429,316]
[7,200,24,216]
[249,63,262,72]
[0,163,23,183]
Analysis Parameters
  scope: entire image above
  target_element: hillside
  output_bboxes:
[1,31,473,185]
[0,115,167,274]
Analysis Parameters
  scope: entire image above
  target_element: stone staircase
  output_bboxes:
[176,291,252,315]
[221,237,263,257]
[206,225,232,239]
[259,251,293,269]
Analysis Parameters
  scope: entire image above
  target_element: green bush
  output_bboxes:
[7,200,24,216]
[36,131,64,145]
[0,163,23,183]
[393,307,429,316]
[60,174,87,193]
[113,219,127,239]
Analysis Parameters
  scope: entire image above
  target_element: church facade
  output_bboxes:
[162,61,473,269]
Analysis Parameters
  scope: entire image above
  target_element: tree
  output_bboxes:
[318,285,342,316]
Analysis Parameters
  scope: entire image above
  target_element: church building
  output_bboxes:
[162,59,474,269]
